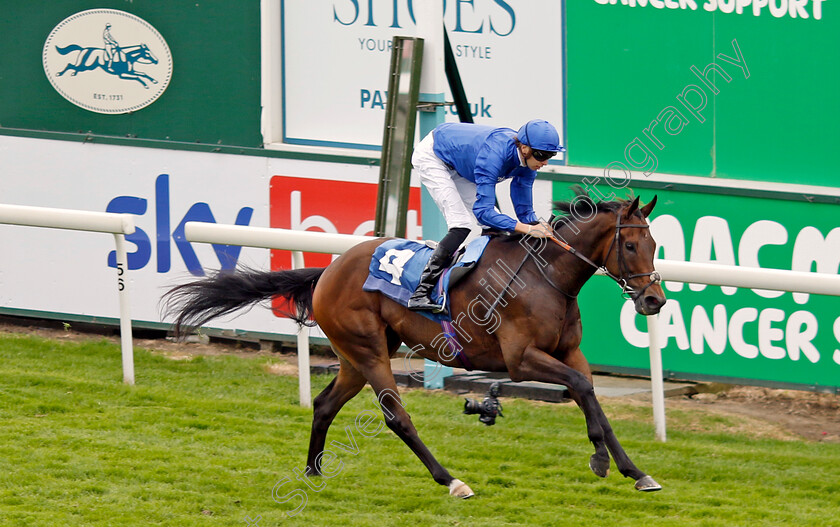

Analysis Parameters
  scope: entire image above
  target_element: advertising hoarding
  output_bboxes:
[558,184,840,390]
[0,136,378,338]
[1,1,837,390]
[565,0,839,187]
[281,0,566,157]
[1,136,837,389]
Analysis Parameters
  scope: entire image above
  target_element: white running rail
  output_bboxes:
[184,222,376,408]
[646,260,840,441]
[184,221,840,439]
[0,204,137,385]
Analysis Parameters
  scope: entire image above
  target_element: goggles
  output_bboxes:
[531,149,557,162]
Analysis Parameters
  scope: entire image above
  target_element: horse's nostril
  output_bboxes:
[645,295,665,311]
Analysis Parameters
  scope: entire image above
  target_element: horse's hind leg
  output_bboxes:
[56,64,76,76]
[305,358,367,476]
[312,270,472,497]
[362,359,474,498]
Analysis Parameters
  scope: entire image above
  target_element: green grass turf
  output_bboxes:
[0,331,838,526]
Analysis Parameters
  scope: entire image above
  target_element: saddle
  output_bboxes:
[361,236,492,323]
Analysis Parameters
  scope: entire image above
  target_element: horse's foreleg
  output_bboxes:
[304,359,367,476]
[135,71,158,85]
[119,73,148,88]
[510,346,660,491]
[561,348,609,477]
[563,388,611,477]
[562,347,661,490]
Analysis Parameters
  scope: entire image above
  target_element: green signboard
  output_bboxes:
[554,183,839,391]
[0,1,261,147]
[565,1,839,188]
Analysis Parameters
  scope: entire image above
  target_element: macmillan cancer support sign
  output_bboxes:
[565,185,840,391]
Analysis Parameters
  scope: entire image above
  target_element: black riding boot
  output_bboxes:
[407,250,452,313]
[407,227,470,315]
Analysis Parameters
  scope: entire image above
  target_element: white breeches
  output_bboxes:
[411,133,483,230]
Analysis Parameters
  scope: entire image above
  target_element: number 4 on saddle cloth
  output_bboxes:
[362,236,491,320]
[361,236,492,370]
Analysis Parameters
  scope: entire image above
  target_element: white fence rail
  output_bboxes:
[184,222,376,408]
[185,222,374,254]
[655,260,840,296]
[10,210,832,436]
[0,204,137,384]
[647,260,840,441]
[185,222,840,438]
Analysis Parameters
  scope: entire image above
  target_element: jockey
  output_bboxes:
[407,119,565,314]
[103,23,120,70]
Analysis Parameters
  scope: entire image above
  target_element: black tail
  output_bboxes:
[162,267,326,337]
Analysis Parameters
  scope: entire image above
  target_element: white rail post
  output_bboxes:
[183,223,377,408]
[646,313,666,442]
[113,233,135,385]
[0,204,136,385]
[416,0,452,390]
[291,250,311,408]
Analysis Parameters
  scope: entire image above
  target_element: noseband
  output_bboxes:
[546,212,661,301]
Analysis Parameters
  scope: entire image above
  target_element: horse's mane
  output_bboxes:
[495,186,637,244]
[550,185,634,229]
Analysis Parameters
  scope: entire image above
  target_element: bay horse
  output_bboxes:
[163,189,666,498]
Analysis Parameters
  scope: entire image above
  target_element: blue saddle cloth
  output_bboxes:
[362,236,491,322]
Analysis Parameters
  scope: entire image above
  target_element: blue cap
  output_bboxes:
[517,119,565,152]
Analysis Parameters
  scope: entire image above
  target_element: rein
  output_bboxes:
[483,248,531,318]
[482,211,661,319]
[545,213,661,301]
[483,241,576,321]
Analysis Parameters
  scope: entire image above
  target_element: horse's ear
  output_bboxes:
[640,195,658,218]
[625,196,640,218]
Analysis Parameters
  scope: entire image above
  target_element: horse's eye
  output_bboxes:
[625,242,636,252]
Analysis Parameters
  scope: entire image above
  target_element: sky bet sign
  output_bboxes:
[105,174,254,276]
[102,174,421,278]
[282,0,565,154]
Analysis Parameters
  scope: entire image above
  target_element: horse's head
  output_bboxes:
[551,188,666,315]
[603,196,666,316]
[136,44,158,64]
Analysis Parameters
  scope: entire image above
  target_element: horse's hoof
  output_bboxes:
[449,479,475,499]
[634,475,662,492]
[589,455,610,478]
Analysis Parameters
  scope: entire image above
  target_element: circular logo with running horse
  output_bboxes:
[43,9,173,114]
